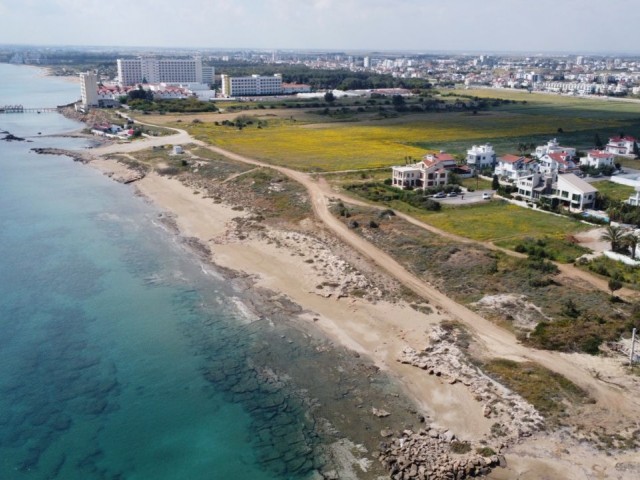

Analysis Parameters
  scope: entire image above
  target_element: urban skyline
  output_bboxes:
[1,0,639,54]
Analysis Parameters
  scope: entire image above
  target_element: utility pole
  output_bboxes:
[631,328,637,367]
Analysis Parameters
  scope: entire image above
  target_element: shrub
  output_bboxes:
[450,441,472,454]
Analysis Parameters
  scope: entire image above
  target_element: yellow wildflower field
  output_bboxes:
[184,108,623,172]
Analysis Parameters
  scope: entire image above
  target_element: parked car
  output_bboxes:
[482,192,492,200]
[434,192,446,198]
[447,191,458,197]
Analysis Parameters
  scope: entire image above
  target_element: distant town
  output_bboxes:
[4,46,640,99]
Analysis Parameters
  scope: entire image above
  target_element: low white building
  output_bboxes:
[581,150,616,169]
[535,138,576,159]
[605,135,636,156]
[466,144,496,171]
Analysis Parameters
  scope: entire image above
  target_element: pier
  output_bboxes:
[0,105,58,114]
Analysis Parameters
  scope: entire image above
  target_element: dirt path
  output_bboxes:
[91,126,640,425]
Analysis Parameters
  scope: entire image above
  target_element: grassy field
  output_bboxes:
[460,176,493,191]
[591,179,636,201]
[408,200,591,243]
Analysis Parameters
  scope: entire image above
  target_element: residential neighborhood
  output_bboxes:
[391,135,639,213]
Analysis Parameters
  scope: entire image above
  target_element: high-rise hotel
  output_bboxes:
[117,57,214,86]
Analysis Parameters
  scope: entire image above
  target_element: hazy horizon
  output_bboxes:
[1,0,639,55]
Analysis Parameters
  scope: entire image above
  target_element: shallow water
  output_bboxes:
[0,64,326,480]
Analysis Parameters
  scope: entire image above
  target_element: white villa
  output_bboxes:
[581,150,616,169]
[391,152,459,190]
[516,172,597,211]
[466,144,496,171]
[534,138,576,159]
[538,152,579,175]
[494,154,537,181]
[605,136,637,156]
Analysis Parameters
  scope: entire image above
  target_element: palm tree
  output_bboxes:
[601,224,626,252]
[623,232,640,259]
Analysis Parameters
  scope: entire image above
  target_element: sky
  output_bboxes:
[1,0,639,54]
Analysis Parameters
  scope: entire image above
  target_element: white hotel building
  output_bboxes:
[220,74,283,97]
[117,57,214,86]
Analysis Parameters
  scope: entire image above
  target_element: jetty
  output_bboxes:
[1,105,57,114]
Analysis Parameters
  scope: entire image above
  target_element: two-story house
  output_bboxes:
[539,152,579,175]
[516,172,597,211]
[391,152,458,191]
[466,144,496,172]
[494,154,537,181]
[581,150,616,169]
[605,136,636,156]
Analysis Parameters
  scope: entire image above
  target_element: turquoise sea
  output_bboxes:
[0,63,334,480]
[0,63,418,480]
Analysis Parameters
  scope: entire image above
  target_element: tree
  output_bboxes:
[392,94,406,109]
[594,133,603,149]
[623,232,640,259]
[492,174,500,190]
[324,91,336,103]
[600,224,626,252]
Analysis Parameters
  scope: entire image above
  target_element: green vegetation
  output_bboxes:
[579,255,640,285]
[460,176,493,191]
[592,180,635,202]
[502,236,590,264]
[126,97,219,113]
[450,441,472,454]
[483,359,592,425]
[332,203,637,354]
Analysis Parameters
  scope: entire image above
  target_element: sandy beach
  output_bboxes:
[73,127,640,479]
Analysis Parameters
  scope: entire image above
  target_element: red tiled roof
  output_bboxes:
[609,136,636,142]
[499,154,524,164]
[588,150,613,158]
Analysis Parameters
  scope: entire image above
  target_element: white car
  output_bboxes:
[482,192,492,200]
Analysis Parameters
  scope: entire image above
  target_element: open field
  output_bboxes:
[141,90,640,172]
[400,200,590,243]
[460,176,493,191]
[590,179,636,201]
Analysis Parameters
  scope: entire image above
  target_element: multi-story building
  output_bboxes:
[516,172,597,211]
[466,144,496,171]
[117,57,212,86]
[79,71,99,110]
[494,154,536,181]
[605,136,637,156]
[534,138,576,159]
[391,152,459,190]
[581,150,616,169]
[220,74,283,97]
